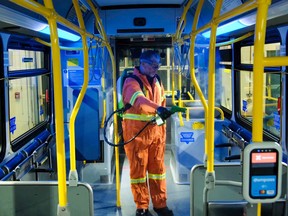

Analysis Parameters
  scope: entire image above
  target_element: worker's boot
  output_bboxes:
[153,206,174,216]
[136,209,153,216]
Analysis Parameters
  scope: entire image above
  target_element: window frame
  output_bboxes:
[234,31,282,143]
[7,37,51,152]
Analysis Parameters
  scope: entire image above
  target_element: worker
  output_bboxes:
[121,50,174,216]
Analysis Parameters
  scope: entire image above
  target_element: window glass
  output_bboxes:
[118,47,175,92]
[9,75,49,141]
[239,70,281,137]
[8,49,44,71]
[219,45,232,65]
[220,68,232,110]
[240,43,280,64]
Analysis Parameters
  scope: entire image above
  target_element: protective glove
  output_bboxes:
[156,106,172,121]
[170,105,187,114]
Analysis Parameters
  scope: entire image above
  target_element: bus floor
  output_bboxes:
[92,149,190,216]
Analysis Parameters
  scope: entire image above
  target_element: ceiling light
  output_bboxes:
[0,4,80,42]
[202,0,288,38]
[202,20,247,38]
[39,26,81,42]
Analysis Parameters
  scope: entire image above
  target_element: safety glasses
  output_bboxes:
[141,59,161,69]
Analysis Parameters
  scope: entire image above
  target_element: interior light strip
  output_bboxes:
[39,26,81,42]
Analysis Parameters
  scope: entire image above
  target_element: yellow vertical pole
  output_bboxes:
[175,0,193,40]
[100,47,107,128]
[252,0,270,142]
[68,0,89,186]
[43,0,69,214]
[106,45,121,207]
[252,0,271,215]
[171,41,176,105]
[206,0,223,174]
[189,0,207,158]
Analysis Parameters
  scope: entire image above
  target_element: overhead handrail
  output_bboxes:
[215,32,254,47]
[175,0,193,40]
[183,0,258,41]
[10,0,102,42]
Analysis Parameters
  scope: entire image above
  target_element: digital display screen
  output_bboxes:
[249,149,278,199]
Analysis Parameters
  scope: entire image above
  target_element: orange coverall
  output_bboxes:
[122,67,167,210]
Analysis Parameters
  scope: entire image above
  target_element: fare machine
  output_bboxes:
[243,142,282,203]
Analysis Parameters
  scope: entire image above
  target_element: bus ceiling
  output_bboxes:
[0,0,287,40]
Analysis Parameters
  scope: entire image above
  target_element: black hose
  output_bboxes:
[103,105,154,147]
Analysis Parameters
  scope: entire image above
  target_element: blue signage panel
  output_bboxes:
[10,117,16,134]
[251,175,277,198]
[180,132,194,144]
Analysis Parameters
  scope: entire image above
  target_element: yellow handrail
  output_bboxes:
[252,1,271,215]
[263,56,288,66]
[206,0,223,174]
[10,0,101,42]
[252,0,271,141]
[173,99,202,103]
[215,32,254,47]
[186,91,194,100]
[175,0,193,40]
[171,44,176,105]
[184,106,224,121]
[189,0,207,157]
[68,0,89,186]
[33,37,82,50]
[9,0,104,213]
[44,0,68,210]
[10,0,69,212]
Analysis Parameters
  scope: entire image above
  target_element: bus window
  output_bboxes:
[220,68,232,110]
[239,42,281,137]
[264,73,281,136]
[9,49,44,71]
[118,47,176,92]
[8,48,50,149]
[239,71,281,137]
[241,43,281,64]
[219,45,232,111]
[9,75,49,141]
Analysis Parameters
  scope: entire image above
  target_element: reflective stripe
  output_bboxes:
[130,91,144,105]
[155,81,161,88]
[148,172,166,180]
[155,80,165,103]
[131,177,147,184]
[122,113,155,121]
